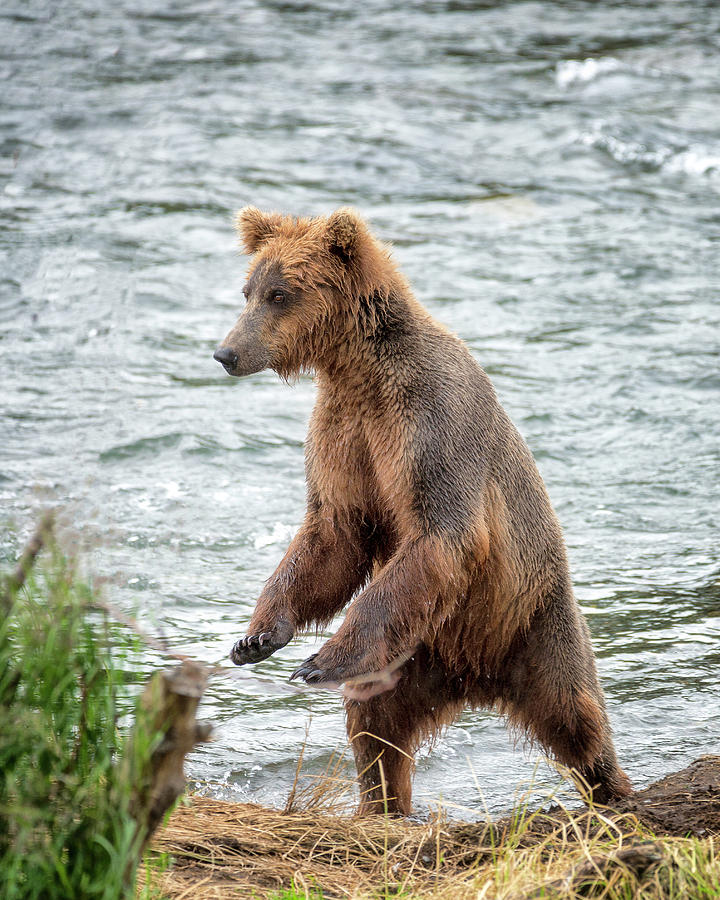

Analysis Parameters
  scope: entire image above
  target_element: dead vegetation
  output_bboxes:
[144,755,720,899]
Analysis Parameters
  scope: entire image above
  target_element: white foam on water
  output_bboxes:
[160,480,184,499]
[576,121,720,179]
[253,521,295,550]
[578,126,672,167]
[556,56,623,88]
[555,55,672,91]
[664,149,720,176]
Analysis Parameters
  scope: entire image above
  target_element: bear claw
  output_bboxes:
[230,619,293,666]
[289,653,343,687]
[288,653,317,682]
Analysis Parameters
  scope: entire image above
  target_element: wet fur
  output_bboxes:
[221,207,632,814]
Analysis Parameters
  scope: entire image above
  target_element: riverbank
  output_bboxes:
[145,756,720,899]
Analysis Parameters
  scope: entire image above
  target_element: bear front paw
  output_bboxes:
[288,650,378,689]
[289,644,413,699]
[230,618,293,666]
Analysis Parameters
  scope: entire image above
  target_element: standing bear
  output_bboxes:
[214,207,632,815]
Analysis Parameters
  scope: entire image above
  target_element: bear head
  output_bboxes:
[214,207,398,380]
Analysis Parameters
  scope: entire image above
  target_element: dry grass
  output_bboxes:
[142,755,720,900]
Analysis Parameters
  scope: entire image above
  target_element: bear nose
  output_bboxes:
[213,346,238,371]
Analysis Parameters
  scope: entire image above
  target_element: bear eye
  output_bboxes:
[242,284,249,300]
[270,290,286,304]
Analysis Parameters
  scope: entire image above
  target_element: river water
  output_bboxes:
[2,0,719,816]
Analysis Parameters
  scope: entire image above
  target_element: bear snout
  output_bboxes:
[213,346,239,374]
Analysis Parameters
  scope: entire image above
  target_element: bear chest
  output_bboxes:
[308,403,415,534]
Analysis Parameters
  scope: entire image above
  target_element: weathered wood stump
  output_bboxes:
[124,660,212,850]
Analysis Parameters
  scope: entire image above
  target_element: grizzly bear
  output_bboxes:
[213,207,632,815]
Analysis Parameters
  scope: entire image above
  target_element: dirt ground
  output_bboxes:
[147,755,720,899]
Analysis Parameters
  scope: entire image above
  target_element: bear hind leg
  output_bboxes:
[533,683,632,804]
[504,600,632,805]
[345,647,464,816]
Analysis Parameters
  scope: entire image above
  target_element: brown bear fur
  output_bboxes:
[215,207,632,815]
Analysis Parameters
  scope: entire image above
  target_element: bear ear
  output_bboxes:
[325,207,367,266]
[235,207,283,254]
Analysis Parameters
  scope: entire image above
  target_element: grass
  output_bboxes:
[0,535,167,899]
[268,886,325,900]
[147,762,720,899]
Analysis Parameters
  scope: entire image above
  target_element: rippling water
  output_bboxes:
[2,1,719,816]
